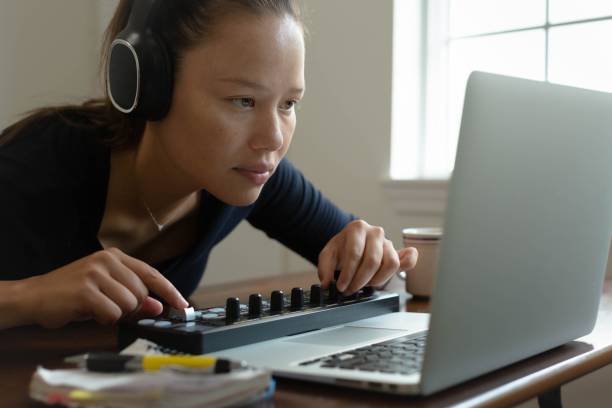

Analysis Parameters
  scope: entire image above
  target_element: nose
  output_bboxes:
[249,110,285,152]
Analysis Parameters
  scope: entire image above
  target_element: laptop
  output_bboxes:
[212,71,612,395]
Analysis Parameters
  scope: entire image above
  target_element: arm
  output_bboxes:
[0,118,187,329]
[247,159,357,264]
[248,159,418,294]
[0,248,189,330]
[0,279,35,329]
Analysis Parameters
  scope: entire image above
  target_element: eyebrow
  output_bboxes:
[217,77,304,95]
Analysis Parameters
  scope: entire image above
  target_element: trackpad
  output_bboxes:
[283,326,403,346]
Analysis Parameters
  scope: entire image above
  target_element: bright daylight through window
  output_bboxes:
[391,0,612,180]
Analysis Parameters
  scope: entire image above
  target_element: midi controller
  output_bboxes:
[118,276,400,354]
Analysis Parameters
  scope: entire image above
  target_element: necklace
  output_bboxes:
[142,200,165,232]
[134,157,166,232]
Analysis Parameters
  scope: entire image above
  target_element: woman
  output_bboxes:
[0,0,417,329]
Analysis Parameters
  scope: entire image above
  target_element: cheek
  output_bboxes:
[166,103,237,157]
[282,117,296,151]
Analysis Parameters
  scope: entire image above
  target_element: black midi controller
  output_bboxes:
[118,279,400,354]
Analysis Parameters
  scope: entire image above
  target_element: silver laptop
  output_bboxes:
[212,72,612,395]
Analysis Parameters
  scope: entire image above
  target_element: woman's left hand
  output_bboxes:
[318,220,418,294]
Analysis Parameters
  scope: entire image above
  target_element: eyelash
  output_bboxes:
[229,98,299,112]
[280,100,299,111]
[230,97,255,109]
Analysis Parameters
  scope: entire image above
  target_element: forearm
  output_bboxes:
[0,278,37,329]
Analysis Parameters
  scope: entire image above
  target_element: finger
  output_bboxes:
[110,248,188,308]
[369,240,401,287]
[337,229,367,292]
[95,272,140,315]
[398,247,419,271]
[345,229,385,294]
[103,254,149,306]
[87,289,123,325]
[126,296,164,321]
[138,296,163,317]
[318,242,339,289]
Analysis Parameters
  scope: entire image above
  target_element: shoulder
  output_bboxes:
[0,110,110,187]
[1,109,109,157]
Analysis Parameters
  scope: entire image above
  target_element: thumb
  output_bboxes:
[397,247,418,271]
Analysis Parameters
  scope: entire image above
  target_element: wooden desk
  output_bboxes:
[1,273,610,408]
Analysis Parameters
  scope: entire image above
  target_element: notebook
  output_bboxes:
[211,71,612,395]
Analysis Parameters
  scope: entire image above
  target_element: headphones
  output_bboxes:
[106,0,173,120]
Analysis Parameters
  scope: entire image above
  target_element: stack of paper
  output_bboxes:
[29,339,273,408]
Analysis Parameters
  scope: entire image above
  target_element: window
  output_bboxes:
[392,0,612,180]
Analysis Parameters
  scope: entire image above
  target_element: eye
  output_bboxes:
[230,97,255,109]
[280,99,299,111]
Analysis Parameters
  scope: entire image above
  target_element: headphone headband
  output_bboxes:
[125,0,163,35]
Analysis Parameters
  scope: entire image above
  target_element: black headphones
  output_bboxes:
[106,0,173,120]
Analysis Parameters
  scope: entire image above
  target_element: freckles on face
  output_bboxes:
[155,12,305,206]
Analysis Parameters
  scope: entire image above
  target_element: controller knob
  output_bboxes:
[328,282,339,303]
[270,290,284,314]
[290,287,304,311]
[167,306,196,322]
[225,297,240,324]
[248,293,263,318]
[361,286,375,297]
[309,284,323,306]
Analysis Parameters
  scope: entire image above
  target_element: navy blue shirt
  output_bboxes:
[0,114,356,297]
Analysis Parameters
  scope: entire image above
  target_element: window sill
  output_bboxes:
[381,178,449,216]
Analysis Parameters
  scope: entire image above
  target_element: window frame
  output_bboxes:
[390,0,612,183]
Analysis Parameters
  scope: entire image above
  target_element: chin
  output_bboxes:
[215,187,262,207]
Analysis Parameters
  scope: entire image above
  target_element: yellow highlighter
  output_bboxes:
[65,352,246,373]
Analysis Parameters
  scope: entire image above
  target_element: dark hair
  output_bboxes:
[0,0,303,148]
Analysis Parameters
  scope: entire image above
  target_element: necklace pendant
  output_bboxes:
[143,201,166,233]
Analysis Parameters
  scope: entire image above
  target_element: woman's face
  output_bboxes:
[151,12,305,206]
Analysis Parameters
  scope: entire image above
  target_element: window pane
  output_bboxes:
[438,30,545,174]
[549,0,612,24]
[548,21,612,93]
[391,0,422,179]
[449,0,545,37]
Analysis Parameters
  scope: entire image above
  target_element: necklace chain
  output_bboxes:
[135,159,165,233]
[142,200,165,232]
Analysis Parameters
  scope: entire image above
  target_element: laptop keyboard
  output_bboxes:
[299,333,427,376]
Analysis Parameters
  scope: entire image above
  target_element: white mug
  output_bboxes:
[399,227,443,297]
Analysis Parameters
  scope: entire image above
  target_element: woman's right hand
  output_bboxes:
[23,248,188,328]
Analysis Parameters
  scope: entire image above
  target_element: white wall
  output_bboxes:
[0,0,101,129]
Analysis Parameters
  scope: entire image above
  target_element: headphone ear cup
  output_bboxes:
[136,35,173,121]
[107,38,141,115]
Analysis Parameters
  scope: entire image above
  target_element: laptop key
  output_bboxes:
[356,365,378,372]
[305,334,427,375]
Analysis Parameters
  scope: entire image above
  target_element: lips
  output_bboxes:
[234,162,275,186]
[238,163,274,173]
